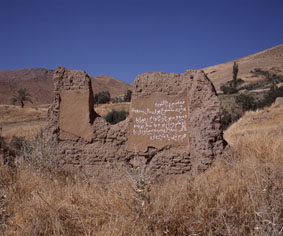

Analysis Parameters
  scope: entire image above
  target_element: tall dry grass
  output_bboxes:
[0,105,282,235]
[1,121,46,143]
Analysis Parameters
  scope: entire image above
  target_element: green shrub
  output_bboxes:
[271,74,283,83]
[94,91,111,104]
[124,90,132,102]
[257,85,283,108]
[220,84,237,94]
[219,78,243,95]
[235,94,256,112]
[236,78,245,85]
[250,69,283,83]
[240,81,264,91]
[221,108,242,130]
[251,68,265,74]
[104,109,128,124]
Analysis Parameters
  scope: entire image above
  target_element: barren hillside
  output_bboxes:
[203,44,283,90]
[0,68,132,106]
[0,68,54,105]
[91,75,132,98]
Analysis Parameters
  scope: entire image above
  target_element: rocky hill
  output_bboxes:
[203,44,283,91]
[0,68,132,106]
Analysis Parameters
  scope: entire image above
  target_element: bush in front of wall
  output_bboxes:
[104,109,128,124]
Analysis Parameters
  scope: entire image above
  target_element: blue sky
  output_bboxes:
[0,0,282,84]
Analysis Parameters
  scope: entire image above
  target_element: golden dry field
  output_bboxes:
[225,103,283,148]
[94,102,130,117]
[0,102,282,235]
[0,103,131,142]
[0,105,47,142]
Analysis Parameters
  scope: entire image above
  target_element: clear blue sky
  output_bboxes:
[1,0,282,84]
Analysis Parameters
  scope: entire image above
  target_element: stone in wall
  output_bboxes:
[45,66,227,178]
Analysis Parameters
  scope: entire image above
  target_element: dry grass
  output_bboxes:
[1,121,46,143]
[94,103,130,117]
[224,103,283,148]
[0,103,131,142]
[0,104,282,235]
[0,105,47,142]
[0,105,47,124]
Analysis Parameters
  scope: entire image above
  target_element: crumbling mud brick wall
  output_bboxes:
[45,66,227,177]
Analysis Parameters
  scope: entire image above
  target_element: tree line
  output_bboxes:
[93,89,132,105]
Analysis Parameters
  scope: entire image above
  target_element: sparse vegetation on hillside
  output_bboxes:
[219,64,283,129]
[220,84,237,94]
[220,62,244,95]
[239,69,283,92]
[220,66,283,96]
[256,85,283,108]
[220,86,283,130]
[203,45,283,91]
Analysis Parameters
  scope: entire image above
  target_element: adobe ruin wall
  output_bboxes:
[45,66,227,177]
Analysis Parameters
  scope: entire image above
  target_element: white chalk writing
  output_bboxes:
[131,100,187,141]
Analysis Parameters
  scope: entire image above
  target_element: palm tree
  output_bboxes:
[11,89,33,108]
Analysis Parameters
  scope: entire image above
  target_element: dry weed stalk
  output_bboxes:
[21,129,60,174]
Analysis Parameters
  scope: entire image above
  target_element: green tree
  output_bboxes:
[11,88,33,108]
[93,91,111,104]
[232,61,239,89]
[124,89,132,102]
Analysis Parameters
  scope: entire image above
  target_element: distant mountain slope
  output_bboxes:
[0,68,132,106]
[91,75,132,98]
[0,68,54,105]
[202,44,283,90]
